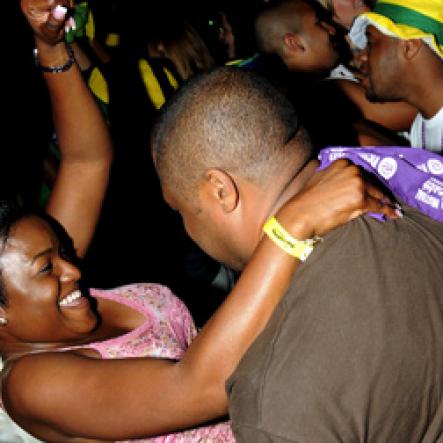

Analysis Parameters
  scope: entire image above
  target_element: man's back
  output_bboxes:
[228,206,443,442]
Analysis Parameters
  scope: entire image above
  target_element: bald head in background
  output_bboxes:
[255,0,306,56]
[255,0,340,73]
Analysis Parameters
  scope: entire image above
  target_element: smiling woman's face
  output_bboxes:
[0,215,97,347]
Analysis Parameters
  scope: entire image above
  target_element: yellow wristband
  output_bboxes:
[263,216,321,261]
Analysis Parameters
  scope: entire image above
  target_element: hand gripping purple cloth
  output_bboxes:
[318,146,443,222]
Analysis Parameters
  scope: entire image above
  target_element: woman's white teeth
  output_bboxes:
[59,290,82,306]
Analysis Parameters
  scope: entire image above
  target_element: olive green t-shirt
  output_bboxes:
[228,206,443,442]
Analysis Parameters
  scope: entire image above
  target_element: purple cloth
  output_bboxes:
[318,146,443,222]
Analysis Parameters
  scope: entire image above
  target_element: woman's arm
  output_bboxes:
[4,160,397,441]
[21,0,113,258]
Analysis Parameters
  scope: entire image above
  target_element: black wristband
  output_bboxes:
[33,44,75,73]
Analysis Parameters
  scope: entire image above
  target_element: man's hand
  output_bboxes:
[276,159,400,239]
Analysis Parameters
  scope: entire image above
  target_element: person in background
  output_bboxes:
[254,0,417,147]
[315,0,373,30]
[349,0,443,154]
[146,18,215,82]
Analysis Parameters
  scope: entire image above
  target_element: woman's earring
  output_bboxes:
[0,318,8,326]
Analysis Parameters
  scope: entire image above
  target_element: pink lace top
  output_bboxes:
[1,283,234,443]
[81,283,234,442]
[87,284,197,360]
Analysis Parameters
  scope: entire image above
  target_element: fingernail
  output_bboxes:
[53,5,67,20]
[68,17,76,31]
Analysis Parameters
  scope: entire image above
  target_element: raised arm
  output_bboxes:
[6,160,398,441]
[21,0,113,257]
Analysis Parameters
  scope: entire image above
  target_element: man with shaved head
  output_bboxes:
[255,0,340,73]
[152,66,443,441]
[153,68,312,270]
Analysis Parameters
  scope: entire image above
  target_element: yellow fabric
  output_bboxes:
[226,59,244,66]
[138,59,179,110]
[164,67,179,90]
[350,0,443,58]
[85,10,94,42]
[378,0,443,23]
[105,33,120,47]
[359,12,443,58]
[88,67,109,104]
[138,59,166,109]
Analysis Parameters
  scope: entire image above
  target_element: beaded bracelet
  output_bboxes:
[263,216,322,261]
[33,44,75,73]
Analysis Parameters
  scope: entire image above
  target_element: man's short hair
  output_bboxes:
[151,66,312,199]
[255,0,306,56]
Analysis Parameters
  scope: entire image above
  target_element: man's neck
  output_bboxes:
[410,85,443,120]
[268,159,319,218]
[406,56,443,119]
[237,159,319,269]
[419,95,443,121]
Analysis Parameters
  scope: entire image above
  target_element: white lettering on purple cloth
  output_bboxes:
[318,146,443,223]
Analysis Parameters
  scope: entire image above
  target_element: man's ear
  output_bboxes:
[401,38,422,61]
[202,168,239,213]
[283,32,305,53]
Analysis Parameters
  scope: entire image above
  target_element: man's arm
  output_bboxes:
[353,119,410,146]
[336,78,417,132]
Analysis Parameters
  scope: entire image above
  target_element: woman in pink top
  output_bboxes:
[0,1,398,442]
[63,283,235,442]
